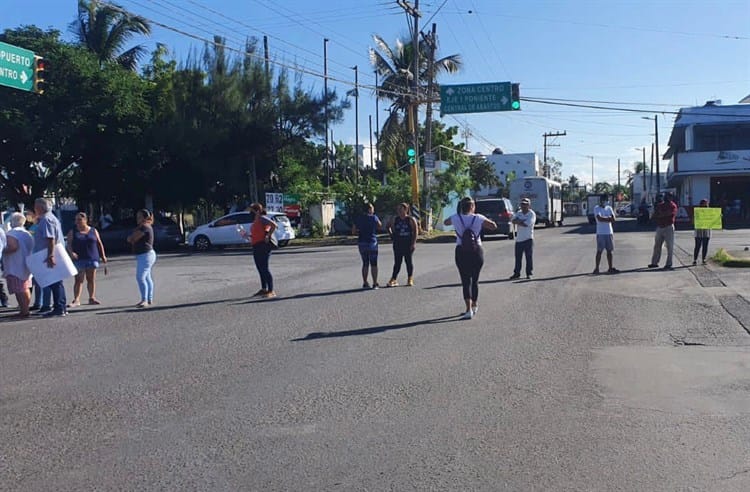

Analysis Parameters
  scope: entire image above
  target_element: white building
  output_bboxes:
[476,152,541,196]
[664,102,750,226]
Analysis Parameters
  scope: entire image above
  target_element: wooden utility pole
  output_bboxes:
[542,131,566,178]
[397,0,421,218]
[422,22,437,230]
[323,38,330,191]
[352,65,359,182]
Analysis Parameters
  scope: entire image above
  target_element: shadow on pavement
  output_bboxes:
[239,287,369,304]
[291,314,464,341]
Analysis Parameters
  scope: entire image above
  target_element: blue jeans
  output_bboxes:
[48,280,66,314]
[136,250,156,302]
[514,239,534,276]
[33,277,51,308]
[252,242,273,291]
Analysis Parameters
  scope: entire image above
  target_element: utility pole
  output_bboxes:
[422,22,437,231]
[323,38,330,191]
[542,131,566,178]
[641,147,647,195]
[642,115,660,191]
[397,0,421,218]
[352,65,359,182]
[374,70,380,168]
[368,114,374,169]
[263,36,270,80]
[650,142,655,194]
[586,155,595,191]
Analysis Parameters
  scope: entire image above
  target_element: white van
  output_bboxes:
[509,176,563,227]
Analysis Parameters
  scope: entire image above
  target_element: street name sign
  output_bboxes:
[0,41,35,92]
[440,82,512,115]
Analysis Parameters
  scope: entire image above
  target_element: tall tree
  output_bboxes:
[369,34,461,167]
[70,0,151,71]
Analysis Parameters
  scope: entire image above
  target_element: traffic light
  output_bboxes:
[511,83,520,110]
[33,56,47,94]
[407,147,416,165]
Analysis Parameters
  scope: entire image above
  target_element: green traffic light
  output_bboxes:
[511,101,520,110]
[407,148,416,157]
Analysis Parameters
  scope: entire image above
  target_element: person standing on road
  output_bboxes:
[32,197,67,317]
[648,192,678,270]
[0,226,11,308]
[3,213,34,318]
[509,198,537,280]
[444,197,497,320]
[66,212,107,307]
[352,203,382,289]
[245,203,277,299]
[593,194,619,274]
[126,209,156,308]
[386,203,418,287]
[693,198,711,265]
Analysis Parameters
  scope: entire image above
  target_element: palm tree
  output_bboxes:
[369,34,461,167]
[70,0,151,71]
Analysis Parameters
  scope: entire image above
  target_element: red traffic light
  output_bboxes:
[33,56,47,95]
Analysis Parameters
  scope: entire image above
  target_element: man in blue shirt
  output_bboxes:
[32,198,67,316]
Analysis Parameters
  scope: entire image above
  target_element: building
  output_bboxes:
[476,152,541,196]
[664,102,750,226]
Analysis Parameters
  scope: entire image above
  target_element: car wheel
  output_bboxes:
[193,235,211,252]
[278,240,289,247]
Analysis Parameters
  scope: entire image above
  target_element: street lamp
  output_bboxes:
[585,155,594,190]
[642,115,660,191]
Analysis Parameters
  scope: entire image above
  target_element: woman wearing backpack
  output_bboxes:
[444,197,497,320]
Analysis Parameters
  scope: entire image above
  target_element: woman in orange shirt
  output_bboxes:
[245,203,277,298]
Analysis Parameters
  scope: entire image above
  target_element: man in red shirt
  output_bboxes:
[648,193,678,270]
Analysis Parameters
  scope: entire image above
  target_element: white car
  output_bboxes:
[187,211,296,252]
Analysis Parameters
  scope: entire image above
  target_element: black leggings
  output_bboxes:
[455,246,484,302]
[392,242,414,278]
[252,242,273,291]
[693,237,710,261]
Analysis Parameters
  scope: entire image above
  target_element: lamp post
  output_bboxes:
[642,115,660,191]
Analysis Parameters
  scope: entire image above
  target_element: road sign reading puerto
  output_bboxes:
[440,82,515,115]
[0,41,35,92]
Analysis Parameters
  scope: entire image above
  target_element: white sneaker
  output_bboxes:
[471,305,478,315]
[461,310,473,320]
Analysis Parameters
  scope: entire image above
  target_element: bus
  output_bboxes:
[509,176,563,227]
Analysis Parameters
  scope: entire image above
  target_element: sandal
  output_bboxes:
[67,300,81,308]
[135,301,147,308]
[88,298,101,305]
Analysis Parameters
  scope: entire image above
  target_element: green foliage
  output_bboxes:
[429,159,471,219]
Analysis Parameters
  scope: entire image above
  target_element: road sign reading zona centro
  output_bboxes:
[440,82,512,115]
[0,41,35,92]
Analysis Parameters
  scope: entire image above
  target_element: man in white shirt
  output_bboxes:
[593,194,619,274]
[0,226,9,307]
[509,198,536,279]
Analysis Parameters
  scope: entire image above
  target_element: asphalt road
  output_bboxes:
[1,217,749,491]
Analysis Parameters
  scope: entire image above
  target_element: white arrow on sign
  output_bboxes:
[446,87,455,96]
[19,71,28,84]
[501,95,508,105]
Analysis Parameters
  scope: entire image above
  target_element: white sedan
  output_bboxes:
[187,211,295,252]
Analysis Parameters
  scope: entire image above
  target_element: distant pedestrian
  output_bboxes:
[126,209,156,308]
[243,203,277,298]
[509,198,537,279]
[3,213,34,318]
[593,194,619,274]
[26,211,50,312]
[444,197,497,320]
[386,203,418,287]
[66,212,107,307]
[32,197,67,317]
[648,192,678,270]
[693,198,711,265]
[0,226,10,308]
[352,203,382,289]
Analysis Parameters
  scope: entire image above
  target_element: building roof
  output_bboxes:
[664,103,750,158]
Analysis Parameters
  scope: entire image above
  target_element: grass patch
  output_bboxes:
[712,248,750,267]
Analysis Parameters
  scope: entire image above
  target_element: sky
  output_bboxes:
[5,0,750,187]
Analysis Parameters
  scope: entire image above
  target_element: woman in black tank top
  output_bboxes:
[386,203,418,287]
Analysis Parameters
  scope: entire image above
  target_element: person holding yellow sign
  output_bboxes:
[692,199,718,265]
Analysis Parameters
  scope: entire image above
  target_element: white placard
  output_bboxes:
[265,192,284,213]
[26,243,78,288]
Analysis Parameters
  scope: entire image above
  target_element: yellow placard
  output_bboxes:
[694,207,722,230]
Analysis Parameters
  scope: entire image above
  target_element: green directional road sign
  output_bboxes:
[0,41,35,92]
[440,82,513,115]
